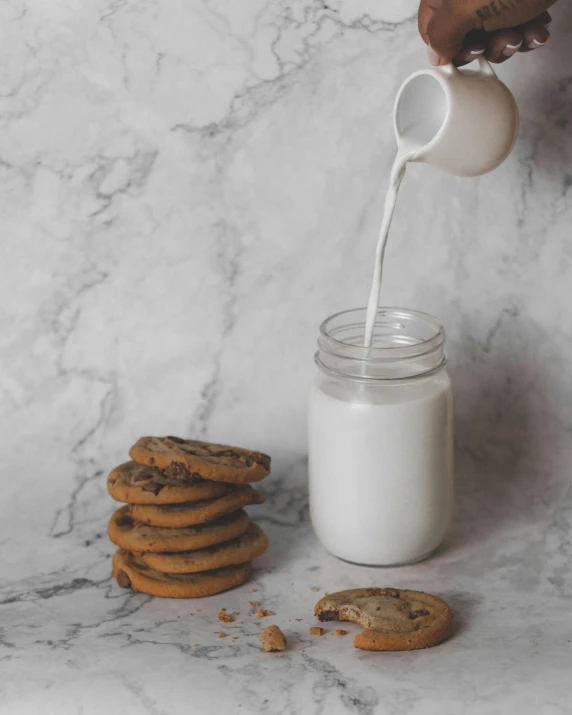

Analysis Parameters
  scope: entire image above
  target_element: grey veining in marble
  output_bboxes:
[1,0,572,713]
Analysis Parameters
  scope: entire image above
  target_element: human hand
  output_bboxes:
[418,0,556,66]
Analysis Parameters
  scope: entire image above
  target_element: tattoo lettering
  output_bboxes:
[476,0,525,21]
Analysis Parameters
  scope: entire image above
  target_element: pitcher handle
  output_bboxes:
[440,57,496,77]
[476,56,496,76]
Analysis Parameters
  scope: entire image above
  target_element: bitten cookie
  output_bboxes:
[108,506,249,553]
[129,485,265,528]
[107,461,229,505]
[112,549,252,598]
[314,588,453,651]
[129,436,271,484]
[135,522,269,573]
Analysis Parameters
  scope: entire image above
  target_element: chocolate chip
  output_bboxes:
[385,588,401,599]
[131,472,153,484]
[163,462,191,479]
[258,454,271,469]
[148,457,155,466]
[408,609,430,619]
[212,449,241,459]
[246,452,270,469]
[142,482,164,495]
[317,609,339,622]
[167,436,186,444]
[190,472,204,481]
[116,570,131,588]
[116,516,134,528]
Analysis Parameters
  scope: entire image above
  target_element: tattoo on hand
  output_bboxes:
[476,0,524,21]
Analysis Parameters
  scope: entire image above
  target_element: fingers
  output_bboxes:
[477,0,556,32]
[453,29,487,66]
[534,10,552,28]
[422,0,553,67]
[418,0,445,65]
[427,1,478,65]
[418,0,440,43]
[483,28,524,63]
[452,11,551,65]
[518,17,551,52]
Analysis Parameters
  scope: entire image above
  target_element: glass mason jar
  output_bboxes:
[308,307,454,566]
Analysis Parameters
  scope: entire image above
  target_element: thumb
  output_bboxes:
[427,2,476,64]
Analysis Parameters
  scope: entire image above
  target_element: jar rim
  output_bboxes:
[320,306,444,352]
[317,307,446,380]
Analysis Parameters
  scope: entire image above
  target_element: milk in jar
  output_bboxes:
[308,308,453,566]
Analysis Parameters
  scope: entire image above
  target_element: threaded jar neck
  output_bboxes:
[316,307,446,381]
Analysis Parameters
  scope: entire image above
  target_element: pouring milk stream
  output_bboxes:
[363,57,519,347]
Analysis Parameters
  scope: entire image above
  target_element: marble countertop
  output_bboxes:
[2,477,571,715]
[2,0,572,712]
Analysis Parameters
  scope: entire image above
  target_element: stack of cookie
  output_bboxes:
[107,436,270,598]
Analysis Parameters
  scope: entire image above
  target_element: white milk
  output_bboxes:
[308,365,453,566]
[363,134,426,347]
[363,149,410,347]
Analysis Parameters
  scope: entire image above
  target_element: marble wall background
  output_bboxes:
[1,0,571,587]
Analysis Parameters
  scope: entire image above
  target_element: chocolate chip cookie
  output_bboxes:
[113,549,252,598]
[129,436,271,484]
[107,461,229,505]
[135,522,269,573]
[314,588,453,651]
[108,506,249,553]
[129,485,265,528]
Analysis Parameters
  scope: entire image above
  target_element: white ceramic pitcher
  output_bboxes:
[393,57,519,177]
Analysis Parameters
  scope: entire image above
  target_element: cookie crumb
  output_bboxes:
[232,636,238,642]
[310,587,319,592]
[218,609,234,623]
[233,611,240,616]
[335,629,348,636]
[192,643,199,647]
[249,601,259,608]
[294,618,303,622]
[258,609,275,618]
[236,620,243,625]
[259,625,287,652]
[217,632,227,639]
[251,588,258,592]
[310,627,324,636]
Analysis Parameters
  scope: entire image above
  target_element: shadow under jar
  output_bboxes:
[308,308,454,566]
